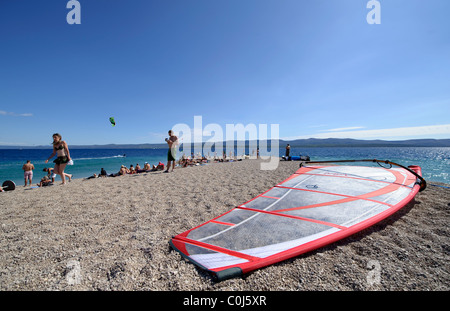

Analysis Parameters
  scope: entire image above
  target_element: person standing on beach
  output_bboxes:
[45,133,73,185]
[164,130,178,173]
[22,160,34,187]
[285,144,290,157]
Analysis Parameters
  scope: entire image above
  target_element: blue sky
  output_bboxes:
[0,0,449,146]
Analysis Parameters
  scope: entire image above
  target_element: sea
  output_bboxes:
[0,147,449,186]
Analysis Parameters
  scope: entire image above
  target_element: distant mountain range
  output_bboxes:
[1,138,449,149]
[278,138,450,147]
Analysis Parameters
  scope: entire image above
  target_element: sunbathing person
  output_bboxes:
[99,168,107,177]
[43,167,56,183]
[37,176,53,187]
[150,161,165,171]
[85,173,98,180]
[117,165,128,176]
[179,158,189,167]
[136,162,154,173]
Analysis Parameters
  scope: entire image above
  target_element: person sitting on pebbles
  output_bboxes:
[37,175,53,187]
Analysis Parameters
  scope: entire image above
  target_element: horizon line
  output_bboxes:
[1,137,449,148]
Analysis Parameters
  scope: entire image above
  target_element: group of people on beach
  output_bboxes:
[19,130,244,188]
[23,131,176,185]
[19,133,73,188]
[85,130,178,179]
[86,161,166,179]
[85,130,206,179]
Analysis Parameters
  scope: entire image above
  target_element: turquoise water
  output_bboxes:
[0,147,449,186]
[286,147,449,185]
[0,148,168,186]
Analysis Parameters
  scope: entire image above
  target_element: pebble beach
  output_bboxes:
[0,159,449,291]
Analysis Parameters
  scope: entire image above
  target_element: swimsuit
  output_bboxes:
[24,171,33,179]
[53,144,69,164]
[54,156,69,165]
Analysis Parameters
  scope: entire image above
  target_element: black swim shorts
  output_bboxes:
[167,149,176,161]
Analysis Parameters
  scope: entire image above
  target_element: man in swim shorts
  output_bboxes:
[164,130,178,173]
[22,160,34,187]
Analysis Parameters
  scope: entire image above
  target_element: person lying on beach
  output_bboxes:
[43,167,56,183]
[143,162,151,171]
[129,165,136,174]
[182,157,198,166]
[37,176,53,187]
[215,151,230,162]
[179,158,189,167]
[85,173,98,180]
[151,162,165,171]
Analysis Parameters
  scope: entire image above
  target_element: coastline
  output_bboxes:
[0,159,449,290]
[1,147,449,185]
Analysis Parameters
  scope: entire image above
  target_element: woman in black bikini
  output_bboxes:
[45,133,73,185]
